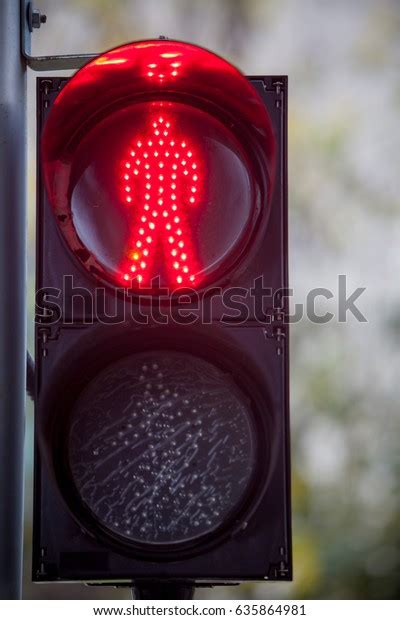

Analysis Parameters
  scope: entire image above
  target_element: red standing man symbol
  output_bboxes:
[120,113,201,287]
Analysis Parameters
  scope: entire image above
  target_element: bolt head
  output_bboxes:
[32,8,47,29]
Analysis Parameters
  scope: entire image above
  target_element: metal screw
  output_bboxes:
[27,3,47,32]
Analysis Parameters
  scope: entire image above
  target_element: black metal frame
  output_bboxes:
[48,326,275,562]
[33,75,290,594]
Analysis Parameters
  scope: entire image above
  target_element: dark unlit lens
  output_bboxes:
[68,351,257,546]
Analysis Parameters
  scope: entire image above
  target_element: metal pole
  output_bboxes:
[0,0,27,600]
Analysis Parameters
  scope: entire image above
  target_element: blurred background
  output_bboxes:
[23,0,400,600]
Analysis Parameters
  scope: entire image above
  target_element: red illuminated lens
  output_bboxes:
[121,113,200,287]
[42,40,276,293]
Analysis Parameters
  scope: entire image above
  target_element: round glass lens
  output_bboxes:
[68,351,257,546]
[68,101,258,290]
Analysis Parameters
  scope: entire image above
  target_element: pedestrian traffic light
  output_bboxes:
[34,39,290,595]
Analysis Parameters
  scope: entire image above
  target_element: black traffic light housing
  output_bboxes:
[33,67,290,589]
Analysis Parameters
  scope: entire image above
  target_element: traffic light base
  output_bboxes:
[133,581,195,600]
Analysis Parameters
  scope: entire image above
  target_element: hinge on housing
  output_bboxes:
[268,546,290,580]
[36,547,47,578]
[39,78,68,110]
[272,79,284,109]
[40,79,52,109]
[37,325,60,357]
[263,309,287,355]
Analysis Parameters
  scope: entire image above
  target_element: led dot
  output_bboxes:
[178,240,184,248]
[159,162,164,168]
[141,216,147,223]
[145,183,151,190]
[145,164,150,170]
[143,153,148,159]
[158,174,164,181]
[192,163,197,169]
[130,150,135,157]
[171,183,176,190]
[135,159,140,165]
[168,236,174,244]
[134,169,139,175]
[166,223,172,230]
[147,71,154,77]
[148,140,153,146]
[181,253,187,260]
[171,70,178,77]
[126,196,132,203]
[143,249,149,256]
[181,142,186,148]
[190,197,195,203]
[159,187,164,194]
[140,261,146,269]
[125,163,130,169]
[165,151,170,157]
[171,173,177,180]
[193,174,198,181]
[155,130,160,136]
[181,160,187,166]
[187,151,192,157]
[124,174,129,180]
[139,228,144,235]
[137,275,143,283]
[146,236,152,243]
[183,170,188,176]
[152,122,157,128]
[172,164,178,170]
[183,266,189,273]
[144,204,150,211]
[154,151,159,157]
[174,153,179,159]
[166,122,170,128]
[173,262,179,269]
[170,140,175,146]
[146,173,151,179]
[130,265,136,273]
[133,252,140,260]
[152,210,158,217]
[158,74,164,79]
[176,229,182,236]
[145,193,150,200]
[159,140,164,146]
[162,210,168,217]
[189,275,195,282]
[137,141,142,147]
[171,249,178,257]
[177,275,183,284]
[123,274,130,281]
[135,243,141,250]
[158,117,163,123]
[174,216,180,223]
[149,222,155,230]
[191,187,196,193]
[171,204,177,211]
[158,198,164,206]
[171,194,176,200]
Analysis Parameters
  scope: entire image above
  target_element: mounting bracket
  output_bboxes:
[21,1,97,71]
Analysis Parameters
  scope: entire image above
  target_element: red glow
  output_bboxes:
[42,39,276,293]
[120,113,200,287]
